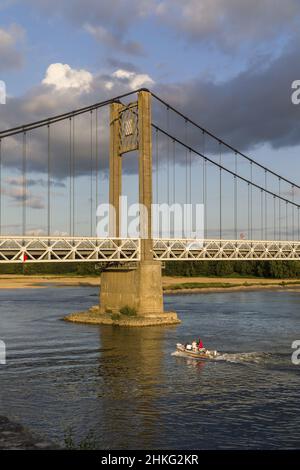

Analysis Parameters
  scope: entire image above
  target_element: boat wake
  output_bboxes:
[172,350,271,364]
[215,351,271,364]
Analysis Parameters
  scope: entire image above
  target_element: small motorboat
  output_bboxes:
[176,343,219,359]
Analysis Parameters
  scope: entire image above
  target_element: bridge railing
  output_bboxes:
[1,236,300,263]
[0,237,140,263]
[152,238,300,260]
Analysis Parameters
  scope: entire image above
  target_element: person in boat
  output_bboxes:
[198,338,205,352]
[192,340,198,351]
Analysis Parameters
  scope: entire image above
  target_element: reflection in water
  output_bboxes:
[97,326,169,449]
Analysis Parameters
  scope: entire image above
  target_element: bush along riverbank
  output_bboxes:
[1,259,300,279]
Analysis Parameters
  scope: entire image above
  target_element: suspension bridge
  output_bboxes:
[0,88,299,264]
[1,88,299,321]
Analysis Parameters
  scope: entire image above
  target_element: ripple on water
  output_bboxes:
[0,287,300,449]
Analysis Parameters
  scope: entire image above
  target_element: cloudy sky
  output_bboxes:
[0,0,300,237]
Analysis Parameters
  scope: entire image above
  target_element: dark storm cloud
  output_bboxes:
[24,0,150,56]
[155,42,300,154]
[25,0,151,29]
[156,0,300,52]
[24,0,300,52]
[84,25,145,57]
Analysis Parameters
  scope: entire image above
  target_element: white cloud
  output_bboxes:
[0,63,155,180]
[42,63,93,93]
[112,69,154,90]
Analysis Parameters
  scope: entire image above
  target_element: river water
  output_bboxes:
[0,286,299,449]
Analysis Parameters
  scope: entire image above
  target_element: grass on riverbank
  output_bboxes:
[163,280,300,291]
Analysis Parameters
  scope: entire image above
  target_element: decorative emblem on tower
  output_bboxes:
[118,102,139,154]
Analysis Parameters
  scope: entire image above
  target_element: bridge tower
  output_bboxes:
[100,90,178,324]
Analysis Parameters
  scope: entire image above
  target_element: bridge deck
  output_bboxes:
[0,237,299,263]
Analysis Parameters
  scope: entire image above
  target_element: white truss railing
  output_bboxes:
[153,239,300,260]
[0,237,140,263]
[0,237,300,263]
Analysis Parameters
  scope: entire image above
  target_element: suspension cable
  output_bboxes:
[152,123,300,209]
[0,89,146,138]
[151,92,300,191]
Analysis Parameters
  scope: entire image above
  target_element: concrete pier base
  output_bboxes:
[100,261,164,316]
[64,261,180,327]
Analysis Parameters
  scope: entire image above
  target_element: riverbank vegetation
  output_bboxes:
[0,260,300,279]
[163,280,300,291]
[164,260,300,279]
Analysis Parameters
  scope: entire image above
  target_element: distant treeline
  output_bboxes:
[0,262,98,276]
[164,260,300,279]
[0,260,300,279]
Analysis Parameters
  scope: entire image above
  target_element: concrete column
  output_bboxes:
[109,102,123,237]
[138,91,153,261]
[99,91,179,325]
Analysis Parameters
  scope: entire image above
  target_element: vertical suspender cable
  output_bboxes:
[292,185,295,240]
[265,171,267,239]
[47,124,50,237]
[189,147,192,206]
[167,106,170,206]
[173,139,176,237]
[155,128,159,237]
[202,131,207,239]
[234,152,237,240]
[247,183,250,239]
[204,158,207,239]
[95,108,99,216]
[185,120,188,208]
[0,139,2,235]
[173,139,176,205]
[185,119,188,235]
[286,201,288,240]
[172,139,176,238]
[273,196,276,240]
[278,178,281,240]
[250,162,253,239]
[219,142,222,240]
[22,131,27,238]
[90,110,93,237]
[72,116,75,237]
[261,189,263,240]
[69,117,72,236]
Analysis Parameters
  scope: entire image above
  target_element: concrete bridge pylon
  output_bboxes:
[99,90,179,326]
